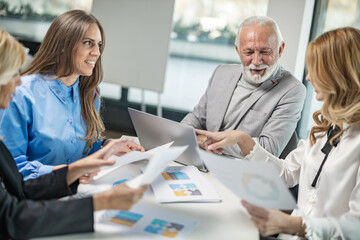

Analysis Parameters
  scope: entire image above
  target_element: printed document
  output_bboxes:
[197,149,296,210]
[151,166,221,203]
[94,141,174,180]
[96,203,198,240]
[126,146,188,189]
[75,172,135,198]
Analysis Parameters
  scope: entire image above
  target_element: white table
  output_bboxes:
[35,160,259,240]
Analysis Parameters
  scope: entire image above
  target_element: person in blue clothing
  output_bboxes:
[0,10,143,180]
[0,28,148,240]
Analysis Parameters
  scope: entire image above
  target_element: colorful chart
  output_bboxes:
[242,173,279,201]
[161,171,190,181]
[144,218,184,238]
[109,211,143,226]
[169,183,202,196]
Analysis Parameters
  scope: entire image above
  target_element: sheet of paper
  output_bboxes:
[95,202,198,240]
[74,172,136,198]
[145,141,174,155]
[94,142,174,180]
[151,166,221,203]
[126,146,188,189]
[197,149,296,210]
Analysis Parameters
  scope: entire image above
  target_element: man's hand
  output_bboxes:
[195,129,255,156]
[196,134,224,154]
[196,134,208,148]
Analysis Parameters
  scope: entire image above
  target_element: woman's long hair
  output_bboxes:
[22,10,106,153]
[306,27,360,146]
[0,29,27,86]
[0,29,27,140]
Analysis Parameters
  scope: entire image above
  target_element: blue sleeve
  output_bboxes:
[15,155,54,181]
[0,90,53,180]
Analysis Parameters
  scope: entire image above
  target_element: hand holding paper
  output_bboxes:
[93,142,174,180]
[197,149,296,210]
[126,146,188,189]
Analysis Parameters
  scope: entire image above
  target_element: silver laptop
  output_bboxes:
[128,108,208,172]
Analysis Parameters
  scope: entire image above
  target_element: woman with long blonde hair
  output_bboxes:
[195,27,360,239]
[0,10,142,180]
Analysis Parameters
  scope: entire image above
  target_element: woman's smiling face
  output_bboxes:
[72,23,102,78]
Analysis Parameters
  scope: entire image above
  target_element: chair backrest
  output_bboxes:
[279,131,298,159]
[280,131,300,201]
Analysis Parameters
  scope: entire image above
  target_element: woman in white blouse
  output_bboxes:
[195,27,360,240]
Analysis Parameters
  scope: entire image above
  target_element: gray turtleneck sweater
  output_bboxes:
[220,65,289,157]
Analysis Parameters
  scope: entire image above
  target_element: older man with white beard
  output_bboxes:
[181,16,306,159]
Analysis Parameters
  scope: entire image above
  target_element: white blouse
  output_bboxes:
[245,125,360,239]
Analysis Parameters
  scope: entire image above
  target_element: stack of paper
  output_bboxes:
[150,165,221,203]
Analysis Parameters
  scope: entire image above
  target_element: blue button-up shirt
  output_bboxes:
[0,74,102,180]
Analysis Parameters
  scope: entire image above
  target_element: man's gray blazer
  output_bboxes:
[182,64,306,157]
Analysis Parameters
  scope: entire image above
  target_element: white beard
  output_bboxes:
[243,61,279,84]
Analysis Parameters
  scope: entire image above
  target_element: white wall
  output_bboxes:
[92,0,175,93]
[267,0,315,81]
